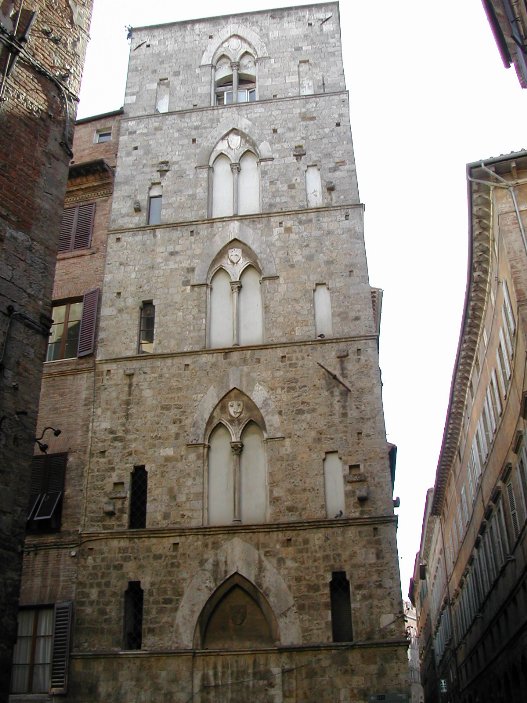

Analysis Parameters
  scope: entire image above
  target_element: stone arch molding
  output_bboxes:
[208,238,262,282]
[200,25,269,66]
[188,380,281,444]
[174,537,301,647]
[205,387,266,442]
[193,229,277,283]
[196,116,273,167]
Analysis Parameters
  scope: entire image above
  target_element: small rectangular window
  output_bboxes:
[147,195,162,225]
[123,581,143,649]
[129,465,148,529]
[96,129,112,143]
[138,302,155,354]
[46,301,83,361]
[11,607,53,693]
[11,602,73,695]
[156,79,169,113]
[46,289,99,361]
[330,571,353,642]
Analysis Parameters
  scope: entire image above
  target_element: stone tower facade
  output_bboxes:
[10,4,408,702]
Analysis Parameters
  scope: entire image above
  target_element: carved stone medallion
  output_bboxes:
[228,248,242,265]
[230,604,247,626]
[228,400,244,418]
[227,132,241,151]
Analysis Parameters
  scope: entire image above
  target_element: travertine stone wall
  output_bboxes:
[14,4,409,701]
[124,4,346,116]
[98,208,370,358]
[110,93,358,229]
[73,526,402,649]
[85,338,392,532]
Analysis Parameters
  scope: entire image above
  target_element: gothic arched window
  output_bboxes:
[214,49,256,106]
[206,392,268,525]
[211,144,260,217]
[208,244,263,348]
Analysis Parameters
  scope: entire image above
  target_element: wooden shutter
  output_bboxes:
[58,203,95,253]
[77,288,100,357]
[27,455,47,520]
[30,453,67,523]
[74,203,95,249]
[50,601,73,694]
[58,208,76,252]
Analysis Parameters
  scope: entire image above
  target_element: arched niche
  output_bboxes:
[174,538,301,647]
[194,573,278,649]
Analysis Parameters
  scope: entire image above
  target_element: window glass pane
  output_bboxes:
[47,305,67,361]
[47,302,82,361]
[47,322,65,361]
[64,302,83,359]
[97,131,111,143]
[238,90,248,103]
[224,91,233,105]
[139,303,155,354]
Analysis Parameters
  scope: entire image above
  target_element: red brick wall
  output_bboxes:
[0,2,93,697]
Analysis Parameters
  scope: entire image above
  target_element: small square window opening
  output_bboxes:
[96,130,112,143]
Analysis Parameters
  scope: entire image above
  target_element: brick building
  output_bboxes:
[0,1,92,697]
[10,5,409,701]
[411,152,527,702]
[9,108,121,697]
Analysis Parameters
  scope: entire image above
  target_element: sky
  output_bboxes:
[77,0,527,597]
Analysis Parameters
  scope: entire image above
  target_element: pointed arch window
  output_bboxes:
[208,245,263,348]
[210,264,263,347]
[214,51,256,106]
[208,420,267,525]
[212,150,260,217]
[206,391,268,526]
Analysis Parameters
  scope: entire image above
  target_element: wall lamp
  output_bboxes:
[35,426,61,453]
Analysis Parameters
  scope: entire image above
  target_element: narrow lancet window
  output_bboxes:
[330,571,353,642]
[123,581,143,650]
